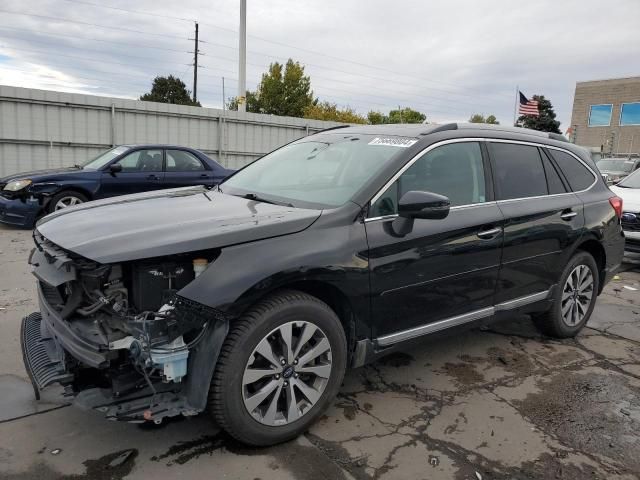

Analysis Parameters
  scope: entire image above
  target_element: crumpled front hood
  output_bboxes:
[36,186,321,263]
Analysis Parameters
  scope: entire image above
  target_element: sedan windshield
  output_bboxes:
[597,158,635,173]
[82,146,130,169]
[222,134,409,208]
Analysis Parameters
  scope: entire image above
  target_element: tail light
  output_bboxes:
[609,196,623,219]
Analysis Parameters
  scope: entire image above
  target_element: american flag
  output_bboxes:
[518,92,539,116]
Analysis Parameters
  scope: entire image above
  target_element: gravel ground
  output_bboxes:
[1,223,640,480]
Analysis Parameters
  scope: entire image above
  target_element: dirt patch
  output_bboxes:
[0,449,138,480]
[514,370,640,474]
[441,362,485,386]
[376,352,414,367]
[486,346,536,376]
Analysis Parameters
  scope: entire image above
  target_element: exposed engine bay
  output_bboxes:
[23,230,227,423]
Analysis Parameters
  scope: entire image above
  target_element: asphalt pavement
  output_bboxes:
[1,223,640,480]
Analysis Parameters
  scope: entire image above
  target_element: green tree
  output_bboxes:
[304,101,366,124]
[388,107,426,124]
[140,75,200,106]
[367,111,387,125]
[517,95,561,133]
[469,113,500,124]
[229,59,314,117]
[367,108,426,124]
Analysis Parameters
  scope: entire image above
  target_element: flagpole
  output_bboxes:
[513,85,519,126]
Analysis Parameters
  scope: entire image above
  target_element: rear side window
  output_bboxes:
[489,143,547,200]
[548,150,595,191]
[166,150,205,172]
[541,151,567,195]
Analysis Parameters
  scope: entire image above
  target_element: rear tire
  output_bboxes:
[208,290,347,446]
[534,251,599,338]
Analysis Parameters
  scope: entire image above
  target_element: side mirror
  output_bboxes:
[109,163,123,175]
[398,190,450,220]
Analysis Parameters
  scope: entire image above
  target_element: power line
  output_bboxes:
[59,0,196,23]
[0,9,190,40]
[34,1,510,101]
[0,25,190,54]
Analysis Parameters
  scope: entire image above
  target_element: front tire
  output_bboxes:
[534,251,599,338]
[209,290,347,446]
[48,191,88,213]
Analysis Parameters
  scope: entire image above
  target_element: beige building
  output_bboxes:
[569,76,640,156]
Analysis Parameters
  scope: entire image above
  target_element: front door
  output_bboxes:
[98,148,165,198]
[365,140,504,343]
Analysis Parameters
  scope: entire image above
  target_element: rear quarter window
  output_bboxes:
[548,149,595,192]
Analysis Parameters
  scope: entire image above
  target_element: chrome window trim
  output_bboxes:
[364,201,497,223]
[375,289,550,346]
[365,137,598,221]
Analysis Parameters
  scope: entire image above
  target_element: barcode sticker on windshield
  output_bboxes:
[368,137,418,148]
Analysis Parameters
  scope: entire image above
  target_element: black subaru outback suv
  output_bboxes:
[22,123,624,446]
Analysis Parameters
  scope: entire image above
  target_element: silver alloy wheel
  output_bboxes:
[54,196,83,211]
[242,321,332,426]
[561,264,594,327]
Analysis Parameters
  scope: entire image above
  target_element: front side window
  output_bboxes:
[222,134,406,208]
[370,142,486,217]
[115,149,163,172]
[166,150,205,171]
[82,146,130,169]
[549,150,596,191]
[620,103,640,126]
[588,104,613,127]
[490,143,547,200]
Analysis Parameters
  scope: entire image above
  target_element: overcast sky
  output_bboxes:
[0,0,638,129]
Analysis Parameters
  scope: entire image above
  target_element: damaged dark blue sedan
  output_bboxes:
[0,144,232,227]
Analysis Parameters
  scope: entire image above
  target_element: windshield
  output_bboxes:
[82,146,130,169]
[597,158,635,173]
[221,134,409,208]
[616,169,640,188]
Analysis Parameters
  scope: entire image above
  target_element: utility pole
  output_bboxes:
[193,22,199,103]
[238,0,247,112]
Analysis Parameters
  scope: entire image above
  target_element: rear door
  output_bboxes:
[98,148,165,198]
[366,140,505,343]
[164,149,216,189]
[489,141,584,304]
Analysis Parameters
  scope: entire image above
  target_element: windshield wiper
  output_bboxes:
[241,193,295,208]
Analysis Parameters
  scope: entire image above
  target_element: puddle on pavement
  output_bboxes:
[515,370,640,473]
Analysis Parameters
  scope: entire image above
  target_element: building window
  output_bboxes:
[588,104,613,126]
[620,103,640,126]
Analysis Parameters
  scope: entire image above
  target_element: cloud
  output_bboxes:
[0,0,638,128]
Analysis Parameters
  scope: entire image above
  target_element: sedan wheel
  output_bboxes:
[242,321,332,426]
[54,196,83,211]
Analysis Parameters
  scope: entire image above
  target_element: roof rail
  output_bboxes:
[314,125,351,134]
[421,123,458,135]
[548,132,568,142]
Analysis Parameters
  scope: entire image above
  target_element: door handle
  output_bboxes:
[200,174,210,178]
[146,174,160,181]
[477,227,502,239]
[560,210,578,221]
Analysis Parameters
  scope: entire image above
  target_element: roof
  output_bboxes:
[321,123,568,142]
[119,144,203,150]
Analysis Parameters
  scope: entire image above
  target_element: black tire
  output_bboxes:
[209,290,347,446]
[534,251,599,338]
[47,190,88,213]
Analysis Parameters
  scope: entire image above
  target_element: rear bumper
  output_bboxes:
[0,195,40,228]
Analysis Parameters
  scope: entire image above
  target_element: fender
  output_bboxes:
[176,206,372,338]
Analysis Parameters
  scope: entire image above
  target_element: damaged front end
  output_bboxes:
[21,231,229,423]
